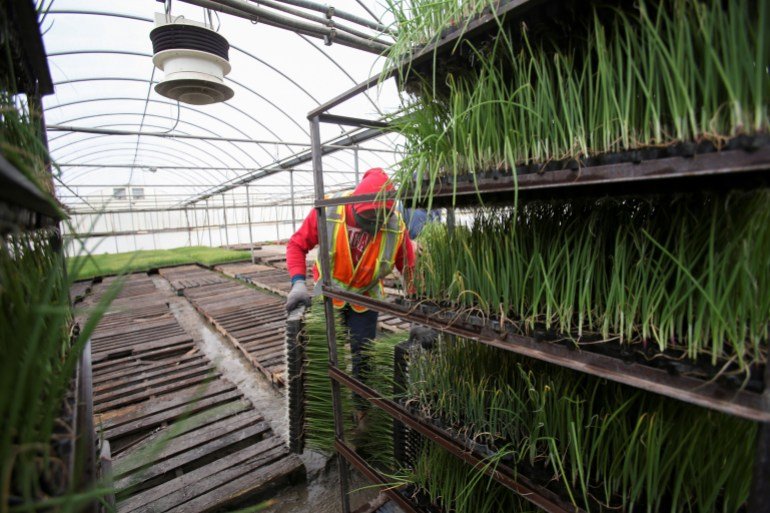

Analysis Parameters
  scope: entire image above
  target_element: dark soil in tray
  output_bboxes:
[398,297,766,394]
[405,134,770,196]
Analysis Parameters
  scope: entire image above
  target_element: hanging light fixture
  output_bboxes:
[150,12,234,105]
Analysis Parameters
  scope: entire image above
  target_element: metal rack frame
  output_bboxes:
[308,2,770,511]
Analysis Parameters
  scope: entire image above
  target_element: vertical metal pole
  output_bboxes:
[245,185,255,264]
[130,207,138,250]
[748,362,770,513]
[289,169,297,233]
[311,115,351,513]
[205,199,212,247]
[275,206,280,243]
[184,208,192,247]
[354,146,360,185]
[231,192,239,246]
[222,194,230,248]
[111,212,119,253]
[193,205,201,246]
[148,211,157,250]
[114,210,121,253]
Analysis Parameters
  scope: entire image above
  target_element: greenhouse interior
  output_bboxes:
[2,0,769,512]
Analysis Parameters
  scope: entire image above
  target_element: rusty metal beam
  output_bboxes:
[323,286,770,423]
[315,147,770,209]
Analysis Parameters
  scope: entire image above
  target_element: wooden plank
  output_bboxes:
[93,325,187,346]
[92,345,195,375]
[166,454,303,513]
[92,315,175,339]
[92,336,192,364]
[115,419,272,493]
[94,354,205,390]
[113,407,262,477]
[101,379,236,434]
[117,436,288,513]
[95,369,218,414]
[102,387,242,443]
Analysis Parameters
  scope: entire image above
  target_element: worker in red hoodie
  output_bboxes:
[285,169,415,387]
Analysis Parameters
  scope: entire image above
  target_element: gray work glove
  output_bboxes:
[286,280,311,312]
[409,323,438,349]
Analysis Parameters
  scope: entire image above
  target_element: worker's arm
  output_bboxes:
[286,208,319,283]
[285,209,318,312]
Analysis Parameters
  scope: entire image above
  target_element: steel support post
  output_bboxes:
[748,362,770,513]
[353,146,360,185]
[205,199,212,246]
[274,206,281,243]
[111,212,119,253]
[222,194,230,248]
[246,185,255,263]
[130,206,138,250]
[184,208,192,247]
[289,169,297,233]
[148,211,157,250]
[310,115,351,513]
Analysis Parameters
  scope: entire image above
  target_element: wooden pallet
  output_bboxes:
[172,276,290,387]
[158,265,229,292]
[82,274,304,512]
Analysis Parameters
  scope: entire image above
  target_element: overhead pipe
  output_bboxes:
[179,0,389,54]
[48,124,312,146]
[241,0,393,46]
[262,0,391,34]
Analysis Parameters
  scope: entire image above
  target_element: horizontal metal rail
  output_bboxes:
[317,113,390,129]
[416,146,770,205]
[47,125,313,146]
[323,286,770,422]
[314,146,770,209]
[315,191,396,207]
[329,366,579,513]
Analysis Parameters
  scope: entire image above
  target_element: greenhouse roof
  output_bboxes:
[42,0,403,214]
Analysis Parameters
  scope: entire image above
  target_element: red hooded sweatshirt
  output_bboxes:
[286,168,415,282]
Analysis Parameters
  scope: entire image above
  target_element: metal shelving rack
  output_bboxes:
[1,1,99,508]
[0,0,58,235]
[307,1,770,511]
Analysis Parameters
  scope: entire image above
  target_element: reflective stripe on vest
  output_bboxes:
[316,192,404,312]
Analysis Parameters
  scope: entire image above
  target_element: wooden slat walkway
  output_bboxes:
[217,261,314,297]
[80,273,303,513]
[177,277,289,387]
[158,265,229,292]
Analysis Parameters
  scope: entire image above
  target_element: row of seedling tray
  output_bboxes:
[308,0,770,510]
[387,0,768,204]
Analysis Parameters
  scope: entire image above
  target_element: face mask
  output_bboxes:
[353,209,383,235]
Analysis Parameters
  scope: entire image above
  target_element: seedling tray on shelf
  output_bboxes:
[323,285,769,422]
[403,137,770,207]
[398,398,733,513]
[400,297,766,390]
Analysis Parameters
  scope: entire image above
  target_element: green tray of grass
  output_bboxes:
[67,246,252,281]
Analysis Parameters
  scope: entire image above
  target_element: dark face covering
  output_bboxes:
[353,208,385,235]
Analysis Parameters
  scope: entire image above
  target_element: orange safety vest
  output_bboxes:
[316,193,405,312]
